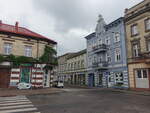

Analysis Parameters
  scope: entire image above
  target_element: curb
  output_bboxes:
[109,89,150,96]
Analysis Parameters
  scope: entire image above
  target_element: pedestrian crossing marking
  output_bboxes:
[0,104,34,110]
[0,96,40,113]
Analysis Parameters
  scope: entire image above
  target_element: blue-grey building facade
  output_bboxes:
[85,15,128,88]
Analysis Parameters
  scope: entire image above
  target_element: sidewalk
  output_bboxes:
[0,88,63,97]
[65,84,150,96]
[108,88,150,96]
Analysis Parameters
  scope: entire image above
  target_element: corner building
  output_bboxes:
[85,15,128,88]
[125,0,150,90]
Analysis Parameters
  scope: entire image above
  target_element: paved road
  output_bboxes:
[27,88,150,113]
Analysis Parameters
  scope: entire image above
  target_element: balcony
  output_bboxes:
[92,44,107,53]
[92,61,108,69]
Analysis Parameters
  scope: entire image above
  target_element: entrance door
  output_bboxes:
[88,74,95,87]
[99,74,103,85]
[0,68,10,88]
[135,69,149,88]
[20,67,30,83]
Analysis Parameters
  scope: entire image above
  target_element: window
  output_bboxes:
[136,69,148,78]
[106,52,111,63]
[99,55,102,62]
[132,43,140,57]
[114,33,120,43]
[145,18,150,31]
[115,72,123,83]
[24,46,32,57]
[99,39,102,45]
[131,24,138,36]
[147,40,150,51]
[4,43,12,55]
[105,37,110,45]
[115,48,121,62]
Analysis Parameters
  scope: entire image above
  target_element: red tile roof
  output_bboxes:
[0,21,57,44]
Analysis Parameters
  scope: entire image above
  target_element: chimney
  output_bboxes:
[125,8,128,13]
[15,21,19,31]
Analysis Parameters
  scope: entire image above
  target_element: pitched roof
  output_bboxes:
[0,21,57,44]
[67,49,86,59]
[84,32,95,39]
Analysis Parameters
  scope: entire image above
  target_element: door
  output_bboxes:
[135,69,149,88]
[88,74,95,87]
[0,68,11,88]
[20,67,30,83]
[98,73,103,86]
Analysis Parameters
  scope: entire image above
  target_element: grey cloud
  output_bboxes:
[33,0,98,33]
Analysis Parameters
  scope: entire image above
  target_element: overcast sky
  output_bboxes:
[0,0,143,56]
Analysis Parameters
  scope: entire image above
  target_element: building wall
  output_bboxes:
[86,17,128,88]
[125,12,150,59]
[66,50,87,85]
[125,0,150,90]
[0,34,54,58]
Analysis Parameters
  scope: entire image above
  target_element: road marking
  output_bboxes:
[0,96,40,113]
[0,99,30,104]
[0,101,32,106]
[0,104,34,110]
[0,107,37,113]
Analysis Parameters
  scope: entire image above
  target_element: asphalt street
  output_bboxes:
[27,88,150,113]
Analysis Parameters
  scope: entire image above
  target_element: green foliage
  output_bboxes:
[0,55,4,63]
[39,45,58,65]
[0,54,36,67]
[0,45,58,68]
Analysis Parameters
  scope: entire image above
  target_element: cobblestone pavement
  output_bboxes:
[28,88,150,113]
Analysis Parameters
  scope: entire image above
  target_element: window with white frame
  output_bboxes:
[132,43,139,57]
[131,24,138,36]
[136,69,148,78]
[24,46,32,57]
[106,52,111,63]
[105,37,110,45]
[4,43,12,55]
[145,18,150,31]
[115,48,121,62]
[114,33,120,43]
[99,39,102,45]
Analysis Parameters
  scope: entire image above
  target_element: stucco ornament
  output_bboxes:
[95,14,106,38]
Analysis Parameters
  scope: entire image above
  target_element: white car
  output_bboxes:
[53,81,64,88]
[17,82,32,89]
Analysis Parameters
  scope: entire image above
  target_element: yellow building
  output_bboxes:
[66,49,87,85]
[125,0,150,90]
[0,21,57,88]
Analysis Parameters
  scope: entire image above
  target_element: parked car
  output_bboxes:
[17,82,32,89]
[53,81,64,88]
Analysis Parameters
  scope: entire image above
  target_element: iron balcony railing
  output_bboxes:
[92,44,107,53]
[92,61,108,69]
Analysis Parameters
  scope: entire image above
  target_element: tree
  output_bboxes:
[39,45,58,66]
